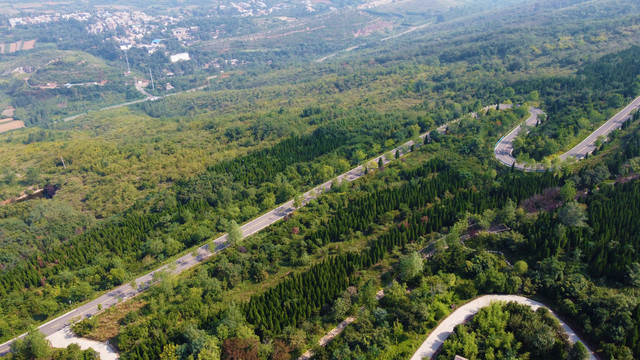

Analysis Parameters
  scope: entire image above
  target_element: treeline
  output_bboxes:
[204,127,349,187]
[245,159,562,340]
[604,112,640,174]
[0,199,211,296]
[245,252,377,337]
[520,180,640,280]
[0,98,430,340]
[312,160,560,251]
[311,160,461,247]
[511,46,640,161]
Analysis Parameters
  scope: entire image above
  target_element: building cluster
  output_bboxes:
[220,0,296,17]
[88,11,181,46]
[9,12,91,27]
[10,10,183,51]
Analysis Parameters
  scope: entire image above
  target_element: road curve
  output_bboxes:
[409,295,597,360]
[495,95,640,171]
[494,107,545,171]
[0,120,427,357]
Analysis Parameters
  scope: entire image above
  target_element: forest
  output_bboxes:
[1,0,640,359]
[511,46,640,163]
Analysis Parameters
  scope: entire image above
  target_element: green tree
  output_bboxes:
[558,201,587,227]
[514,260,529,275]
[498,199,517,227]
[198,337,221,360]
[560,180,577,202]
[359,280,378,309]
[160,344,179,360]
[261,193,276,209]
[399,252,424,282]
[10,327,52,360]
[352,149,367,164]
[392,319,404,345]
[408,124,421,138]
[608,93,624,108]
[332,294,352,321]
[227,220,243,245]
[25,167,41,186]
[626,263,640,287]
[568,341,589,360]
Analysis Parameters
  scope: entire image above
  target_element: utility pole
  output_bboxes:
[149,68,155,90]
[124,49,130,75]
[60,156,66,169]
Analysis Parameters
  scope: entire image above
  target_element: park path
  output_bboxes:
[409,295,597,360]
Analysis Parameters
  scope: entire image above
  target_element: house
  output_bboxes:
[170,52,190,63]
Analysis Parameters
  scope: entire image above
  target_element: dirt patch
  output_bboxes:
[0,184,57,206]
[617,173,640,184]
[1,106,15,118]
[82,300,146,342]
[0,120,25,133]
[521,187,563,213]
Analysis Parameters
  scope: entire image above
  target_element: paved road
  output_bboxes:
[495,95,640,171]
[494,107,545,171]
[409,295,597,360]
[0,123,425,357]
[559,95,640,161]
[61,81,210,123]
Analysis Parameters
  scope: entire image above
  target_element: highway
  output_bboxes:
[494,95,640,171]
[0,124,427,357]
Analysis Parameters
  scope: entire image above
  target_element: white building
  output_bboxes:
[170,52,190,63]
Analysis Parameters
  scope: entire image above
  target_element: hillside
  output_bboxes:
[0,0,640,359]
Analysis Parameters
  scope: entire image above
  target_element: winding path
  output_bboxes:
[409,295,597,360]
[494,95,640,171]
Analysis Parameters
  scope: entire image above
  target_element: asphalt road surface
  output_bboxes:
[494,107,545,171]
[0,125,426,357]
[495,95,640,171]
[0,102,546,356]
[559,95,640,161]
[409,295,597,360]
[62,82,208,122]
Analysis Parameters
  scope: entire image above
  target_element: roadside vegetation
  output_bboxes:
[1,1,640,360]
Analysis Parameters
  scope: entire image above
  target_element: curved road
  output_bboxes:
[409,295,597,360]
[494,107,545,171]
[0,121,428,357]
[494,95,640,171]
